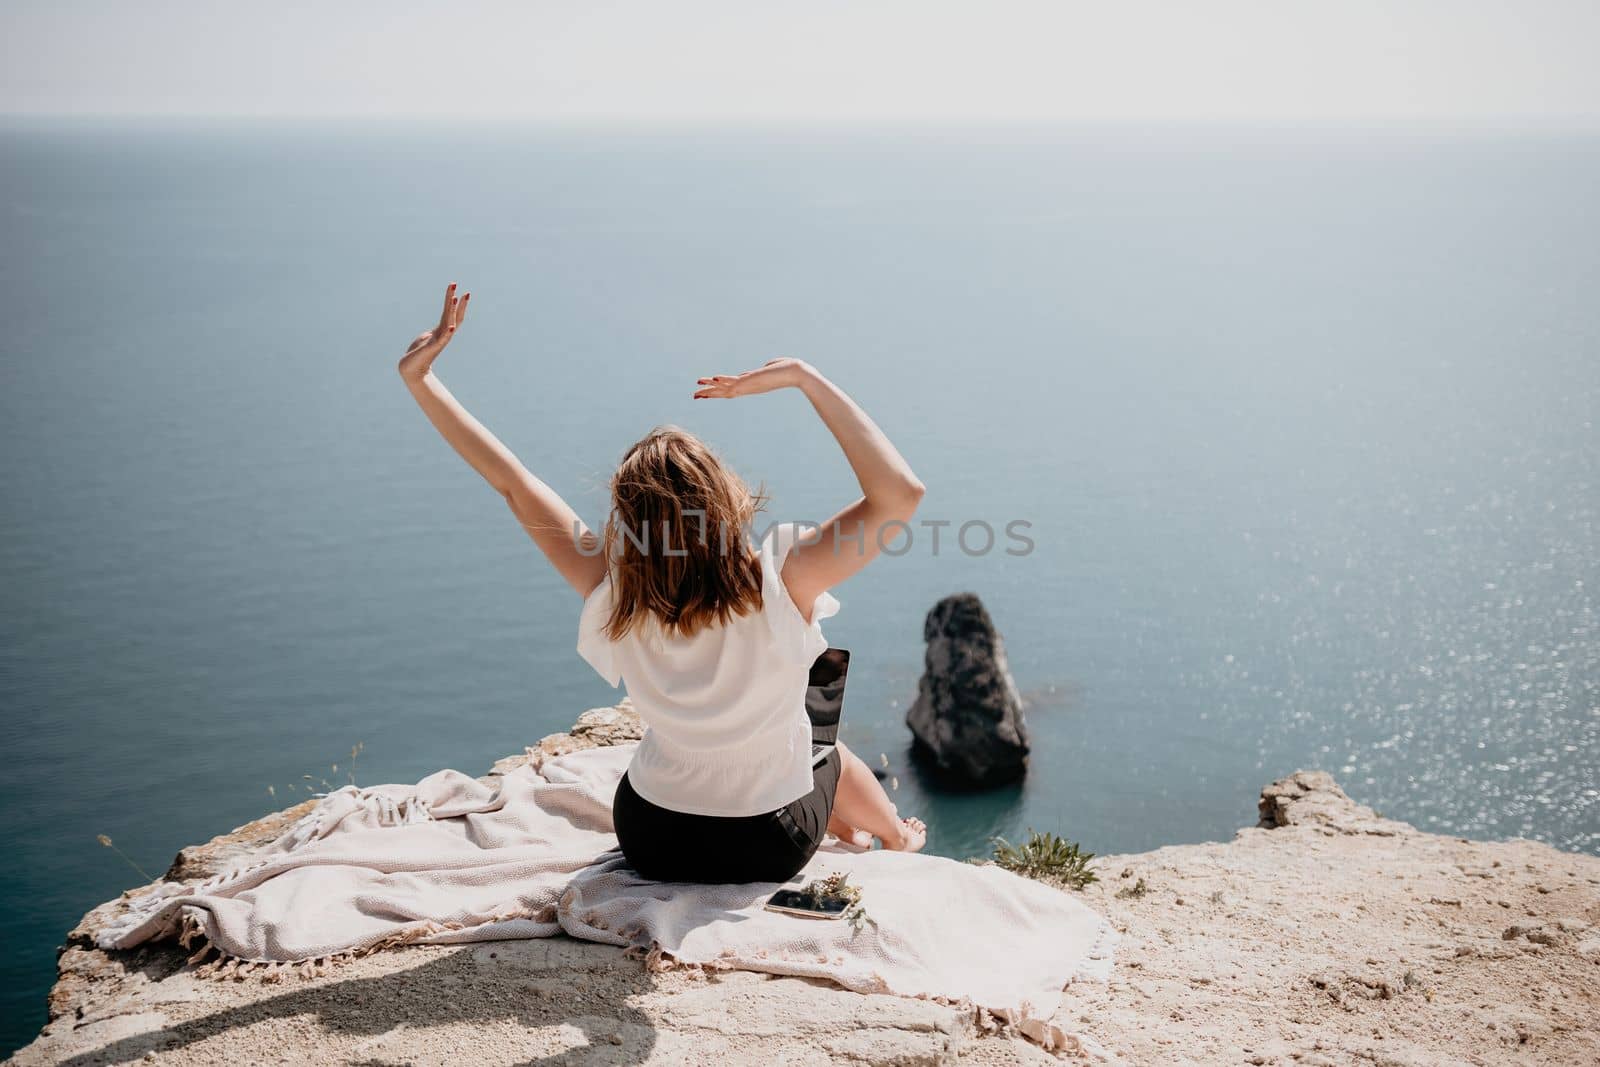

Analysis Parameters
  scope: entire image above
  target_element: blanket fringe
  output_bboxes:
[174,904,557,985]
[176,912,205,950]
[620,942,733,977]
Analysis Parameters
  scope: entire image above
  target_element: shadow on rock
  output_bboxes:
[56,942,659,1067]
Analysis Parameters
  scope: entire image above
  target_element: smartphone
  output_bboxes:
[807,647,849,767]
[763,888,849,919]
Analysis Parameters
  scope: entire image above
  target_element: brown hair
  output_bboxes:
[602,426,766,640]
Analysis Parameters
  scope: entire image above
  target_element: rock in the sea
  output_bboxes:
[905,593,1029,787]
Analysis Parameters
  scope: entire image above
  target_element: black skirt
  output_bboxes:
[612,747,843,884]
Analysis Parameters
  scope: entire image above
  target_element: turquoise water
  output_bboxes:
[1,119,1595,1053]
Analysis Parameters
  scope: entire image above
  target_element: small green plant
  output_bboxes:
[267,742,365,802]
[1116,877,1149,899]
[991,830,1097,889]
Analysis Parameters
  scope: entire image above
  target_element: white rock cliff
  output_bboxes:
[12,703,1600,1065]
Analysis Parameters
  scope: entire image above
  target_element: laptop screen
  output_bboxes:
[806,648,849,759]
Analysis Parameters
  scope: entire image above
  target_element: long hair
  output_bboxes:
[602,426,766,640]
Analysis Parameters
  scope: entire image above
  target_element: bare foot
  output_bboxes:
[885,817,926,853]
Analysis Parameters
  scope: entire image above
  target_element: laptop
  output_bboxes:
[806,647,849,766]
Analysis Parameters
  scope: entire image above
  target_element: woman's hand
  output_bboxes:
[398,282,471,383]
[395,281,605,598]
[693,357,813,399]
[721,358,924,619]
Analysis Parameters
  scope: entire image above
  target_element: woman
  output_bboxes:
[399,283,926,884]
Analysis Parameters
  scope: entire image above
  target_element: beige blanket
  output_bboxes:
[98,743,1116,1050]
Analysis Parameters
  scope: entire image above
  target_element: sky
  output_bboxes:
[2,0,1598,123]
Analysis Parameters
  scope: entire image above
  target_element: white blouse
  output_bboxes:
[576,522,841,817]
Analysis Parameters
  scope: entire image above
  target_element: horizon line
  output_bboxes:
[5,111,1600,130]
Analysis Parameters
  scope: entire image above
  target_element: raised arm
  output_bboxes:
[693,359,924,619]
[398,283,606,598]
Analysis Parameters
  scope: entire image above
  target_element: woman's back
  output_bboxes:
[578,522,840,817]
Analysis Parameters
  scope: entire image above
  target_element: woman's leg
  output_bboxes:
[829,742,925,852]
[826,810,873,848]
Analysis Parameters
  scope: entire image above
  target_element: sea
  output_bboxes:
[1,118,1595,1053]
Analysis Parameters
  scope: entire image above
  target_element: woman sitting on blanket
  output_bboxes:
[399,283,928,884]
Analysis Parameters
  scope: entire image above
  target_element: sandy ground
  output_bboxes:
[11,706,1599,1066]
